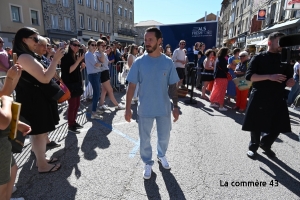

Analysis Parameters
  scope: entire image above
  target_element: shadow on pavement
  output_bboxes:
[257,155,300,196]
[144,172,162,200]
[158,163,186,200]
[12,134,79,200]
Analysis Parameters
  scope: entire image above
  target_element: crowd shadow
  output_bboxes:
[257,155,300,196]
[282,132,299,142]
[12,134,79,200]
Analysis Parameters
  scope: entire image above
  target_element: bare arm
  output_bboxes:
[128,55,133,68]
[0,65,22,96]
[124,82,137,122]
[169,83,179,122]
[69,53,84,73]
[97,51,105,64]
[0,96,12,130]
[17,48,64,83]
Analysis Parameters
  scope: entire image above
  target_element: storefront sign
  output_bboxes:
[246,33,265,45]
[257,9,266,21]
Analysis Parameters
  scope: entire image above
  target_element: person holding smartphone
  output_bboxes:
[61,38,85,134]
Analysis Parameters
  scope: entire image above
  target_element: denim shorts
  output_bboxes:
[0,137,16,185]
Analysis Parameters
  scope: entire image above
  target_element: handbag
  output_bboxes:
[217,65,232,81]
[233,76,252,91]
[54,74,71,103]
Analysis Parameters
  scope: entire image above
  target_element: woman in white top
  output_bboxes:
[96,39,125,110]
[127,44,138,103]
[201,49,216,100]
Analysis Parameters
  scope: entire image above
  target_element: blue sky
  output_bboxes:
[134,0,223,24]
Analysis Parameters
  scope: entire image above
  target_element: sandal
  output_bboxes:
[47,157,58,163]
[39,164,61,174]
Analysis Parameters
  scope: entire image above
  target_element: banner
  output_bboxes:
[158,22,218,61]
[257,9,266,21]
[285,0,300,10]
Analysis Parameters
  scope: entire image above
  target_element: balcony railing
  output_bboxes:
[117,28,138,37]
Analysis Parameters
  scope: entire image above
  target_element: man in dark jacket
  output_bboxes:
[243,32,295,158]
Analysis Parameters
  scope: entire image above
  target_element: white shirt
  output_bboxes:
[172,48,185,68]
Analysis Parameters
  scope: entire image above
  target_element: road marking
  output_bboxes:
[86,113,140,158]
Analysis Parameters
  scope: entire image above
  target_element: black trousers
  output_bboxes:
[249,131,280,152]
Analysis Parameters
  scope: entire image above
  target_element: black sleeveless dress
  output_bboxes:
[15,58,59,135]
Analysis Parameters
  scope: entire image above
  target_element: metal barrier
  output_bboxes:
[110,61,128,92]
[0,75,16,101]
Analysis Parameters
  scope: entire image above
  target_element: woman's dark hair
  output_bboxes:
[65,38,79,61]
[129,43,137,55]
[205,49,216,57]
[217,47,229,58]
[88,39,96,46]
[13,27,39,57]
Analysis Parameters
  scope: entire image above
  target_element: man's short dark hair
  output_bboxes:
[268,32,285,41]
[145,27,162,40]
[233,48,240,55]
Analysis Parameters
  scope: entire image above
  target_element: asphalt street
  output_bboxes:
[11,88,300,200]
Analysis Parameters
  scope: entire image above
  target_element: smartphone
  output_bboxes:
[59,42,64,48]
[78,48,84,56]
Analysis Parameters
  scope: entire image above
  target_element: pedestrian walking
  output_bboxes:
[125,27,179,179]
[243,32,295,158]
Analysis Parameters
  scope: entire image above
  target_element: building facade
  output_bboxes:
[134,20,163,46]
[220,0,300,53]
[0,0,45,47]
[42,0,77,44]
[75,0,113,44]
[112,0,137,45]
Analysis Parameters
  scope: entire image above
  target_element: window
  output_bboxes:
[100,1,104,11]
[63,0,69,7]
[30,10,39,25]
[11,6,21,22]
[269,3,276,24]
[118,6,122,16]
[94,0,98,10]
[129,11,133,20]
[129,25,132,29]
[118,22,122,30]
[79,14,84,29]
[101,20,104,32]
[87,17,92,30]
[106,3,110,14]
[50,0,56,4]
[94,18,98,31]
[78,0,83,4]
[107,21,110,33]
[245,17,248,31]
[124,9,127,18]
[236,7,239,18]
[64,17,71,31]
[124,24,127,28]
[86,0,91,7]
[248,0,251,6]
[130,0,132,5]
[51,14,59,29]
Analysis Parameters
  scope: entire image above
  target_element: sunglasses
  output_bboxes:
[180,43,186,45]
[90,44,97,47]
[72,44,81,47]
[28,36,39,43]
[134,47,138,50]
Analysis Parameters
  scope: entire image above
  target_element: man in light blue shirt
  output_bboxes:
[125,27,180,179]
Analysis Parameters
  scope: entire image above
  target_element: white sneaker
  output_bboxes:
[12,185,17,193]
[11,198,25,200]
[219,107,228,111]
[293,106,300,111]
[96,109,104,114]
[99,104,109,110]
[209,103,219,108]
[132,97,138,101]
[91,112,103,119]
[143,164,152,179]
[158,156,171,169]
[115,103,125,110]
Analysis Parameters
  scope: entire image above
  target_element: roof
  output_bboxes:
[196,13,219,22]
[134,20,163,27]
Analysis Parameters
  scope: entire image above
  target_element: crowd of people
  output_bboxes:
[0,26,299,199]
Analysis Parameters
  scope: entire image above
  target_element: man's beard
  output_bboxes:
[146,43,158,53]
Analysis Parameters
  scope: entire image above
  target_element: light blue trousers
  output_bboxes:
[138,115,171,166]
